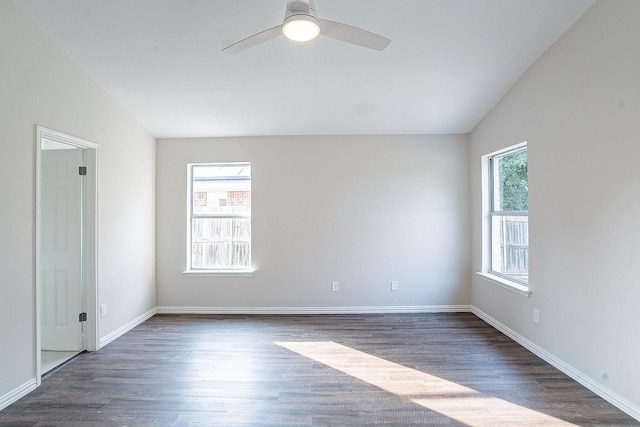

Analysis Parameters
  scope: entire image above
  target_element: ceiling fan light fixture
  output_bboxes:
[282,14,320,42]
[222,0,390,53]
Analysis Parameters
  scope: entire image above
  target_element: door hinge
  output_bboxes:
[79,312,87,322]
[79,166,87,176]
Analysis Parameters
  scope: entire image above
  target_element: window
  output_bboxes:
[487,144,528,286]
[187,163,251,272]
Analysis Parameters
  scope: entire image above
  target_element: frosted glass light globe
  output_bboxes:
[282,15,320,42]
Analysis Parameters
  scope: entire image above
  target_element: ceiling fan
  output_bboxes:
[222,0,391,53]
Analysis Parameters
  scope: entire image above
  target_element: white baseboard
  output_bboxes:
[156,305,471,315]
[99,307,157,349]
[0,379,37,412]
[471,306,640,422]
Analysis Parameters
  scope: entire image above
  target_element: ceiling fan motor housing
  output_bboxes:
[284,0,318,20]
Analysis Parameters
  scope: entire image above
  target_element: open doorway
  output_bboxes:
[35,126,98,381]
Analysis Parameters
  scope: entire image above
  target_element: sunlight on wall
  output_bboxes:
[276,341,576,426]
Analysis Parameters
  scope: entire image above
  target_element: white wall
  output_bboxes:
[0,1,155,403]
[470,0,640,414]
[157,135,470,311]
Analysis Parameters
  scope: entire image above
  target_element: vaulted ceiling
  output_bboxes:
[13,0,596,138]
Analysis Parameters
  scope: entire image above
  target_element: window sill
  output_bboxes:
[476,272,531,297]
[183,270,253,277]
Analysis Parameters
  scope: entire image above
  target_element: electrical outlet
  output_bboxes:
[533,308,540,324]
[332,281,340,292]
[391,280,399,291]
[100,304,107,318]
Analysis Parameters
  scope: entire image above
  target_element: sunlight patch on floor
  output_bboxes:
[275,341,577,427]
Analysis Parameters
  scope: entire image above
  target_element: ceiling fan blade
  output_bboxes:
[319,19,390,51]
[222,25,283,54]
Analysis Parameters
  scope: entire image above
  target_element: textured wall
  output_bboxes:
[0,1,155,403]
[470,0,640,413]
[156,135,470,310]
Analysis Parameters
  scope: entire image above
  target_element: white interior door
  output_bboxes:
[40,143,84,351]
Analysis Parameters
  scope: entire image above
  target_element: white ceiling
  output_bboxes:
[12,0,596,138]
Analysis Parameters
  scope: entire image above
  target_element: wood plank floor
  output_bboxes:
[0,313,637,426]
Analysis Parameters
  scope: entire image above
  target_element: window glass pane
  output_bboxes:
[191,218,251,268]
[492,149,528,212]
[491,215,529,283]
[189,163,251,270]
[488,145,528,285]
[192,164,251,215]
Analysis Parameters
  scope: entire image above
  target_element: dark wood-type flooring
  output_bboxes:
[1,313,637,426]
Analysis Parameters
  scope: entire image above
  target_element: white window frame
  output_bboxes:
[185,162,252,275]
[478,142,530,296]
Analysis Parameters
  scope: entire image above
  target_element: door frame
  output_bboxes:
[34,125,99,385]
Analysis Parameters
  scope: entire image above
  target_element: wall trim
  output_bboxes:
[156,305,471,315]
[99,307,157,349]
[471,306,640,422]
[0,379,37,412]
